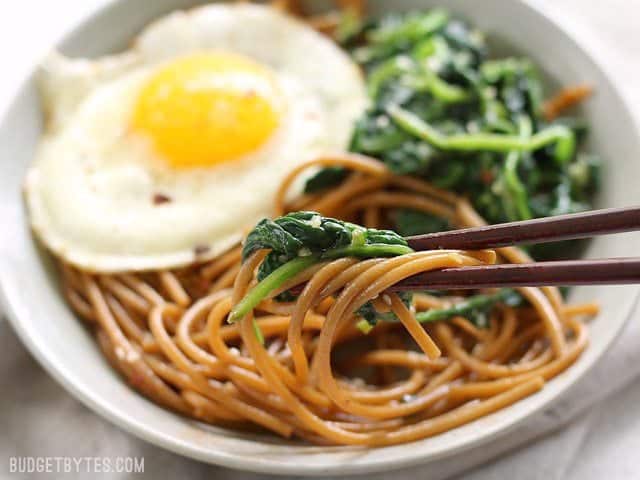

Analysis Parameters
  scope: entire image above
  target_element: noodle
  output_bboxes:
[59,153,596,446]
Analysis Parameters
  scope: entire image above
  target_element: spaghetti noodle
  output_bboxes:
[60,154,595,446]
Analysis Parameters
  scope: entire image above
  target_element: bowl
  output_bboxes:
[1,0,639,475]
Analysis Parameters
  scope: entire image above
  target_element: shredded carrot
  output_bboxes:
[543,84,593,121]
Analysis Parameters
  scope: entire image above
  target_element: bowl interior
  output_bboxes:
[1,0,639,475]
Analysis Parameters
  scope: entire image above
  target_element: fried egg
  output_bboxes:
[26,3,367,272]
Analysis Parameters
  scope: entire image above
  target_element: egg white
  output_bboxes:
[39,3,366,144]
[27,3,367,272]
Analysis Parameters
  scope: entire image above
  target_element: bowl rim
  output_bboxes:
[1,0,639,475]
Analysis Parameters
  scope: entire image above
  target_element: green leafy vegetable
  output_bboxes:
[242,211,411,278]
[357,291,413,327]
[355,288,524,332]
[233,10,601,327]
[416,289,523,328]
[230,256,318,323]
[305,8,600,251]
[231,212,413,321]
[303,167,348,193]
[386,105,576,165]
[233,212,524,335]
[394,209,449,237]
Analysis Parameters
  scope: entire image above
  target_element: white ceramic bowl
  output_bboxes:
[1,0,639,475]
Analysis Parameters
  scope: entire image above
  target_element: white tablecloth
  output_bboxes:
[2,1,639,478]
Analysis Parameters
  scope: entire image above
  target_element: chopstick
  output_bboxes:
[390,206,640,291]
[389,258,640,291]
[406,206,640,251]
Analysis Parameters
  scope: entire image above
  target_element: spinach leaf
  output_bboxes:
[416,289,523,328]
[304,8,599,258]
[356,289,524,332]
[234,213,525,336]
[357,291,414,327]
[304,167,348,194]
[231,212,413,321]
[394,209,450,236]
[243,211,411,279]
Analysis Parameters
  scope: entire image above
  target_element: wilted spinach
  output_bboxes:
[306,8,600,259]
[232,212,413,321]
[234,212,523,333]
[415,288,523,327]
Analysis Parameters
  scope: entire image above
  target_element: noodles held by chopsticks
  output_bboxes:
[60,153,595,445]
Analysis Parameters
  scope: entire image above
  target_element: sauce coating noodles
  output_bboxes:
[60,154,593,445]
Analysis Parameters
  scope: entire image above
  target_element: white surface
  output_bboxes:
[0,1,639,479]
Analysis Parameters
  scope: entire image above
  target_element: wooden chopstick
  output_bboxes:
[390,258,640,291]
[406,206,640,251]
[286,206,640,293]
[392,206,640,291]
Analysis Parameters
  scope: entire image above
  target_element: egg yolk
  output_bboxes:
[131,52,283,169]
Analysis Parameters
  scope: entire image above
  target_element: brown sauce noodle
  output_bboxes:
[60,153,594,445]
